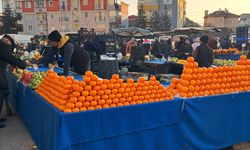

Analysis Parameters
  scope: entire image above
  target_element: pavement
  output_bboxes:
[0,107,36,150]
[1,106,250,150]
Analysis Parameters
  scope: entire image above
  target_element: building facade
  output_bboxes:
[137,0,186,29]
[239,14,250,27]
[108,0,129,29]
[2,0,15,10]
[15,0,110,35]
[204,9,239,28]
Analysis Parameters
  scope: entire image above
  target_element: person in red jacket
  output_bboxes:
[0,35,27,128]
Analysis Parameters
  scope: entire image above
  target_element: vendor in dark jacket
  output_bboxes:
[0,35,27,128]
[193,35,214,67]
[35,30,91,75]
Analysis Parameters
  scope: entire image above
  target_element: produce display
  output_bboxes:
[169,56,250,98]
[169,57,187,64]
[35,71,175,113]
[213,59,236,66]
[11,68,46,89]
[213,48,240,54]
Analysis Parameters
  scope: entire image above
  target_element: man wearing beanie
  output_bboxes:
[0,35,27,128]
[193,35,214,67]
[38,30,90,75]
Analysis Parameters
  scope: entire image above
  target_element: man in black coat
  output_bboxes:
[34,30,91,75]
[0,35,27,128]
[193,35,214,67]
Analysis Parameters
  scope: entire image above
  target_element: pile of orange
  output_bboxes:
[36,70,175,113]
[169,56,250,98]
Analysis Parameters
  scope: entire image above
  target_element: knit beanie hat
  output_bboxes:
[3,34,15,51]
[48,30,62,42]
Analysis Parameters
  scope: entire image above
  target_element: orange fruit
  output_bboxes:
[78,96,86,102]
[101,84,108,90]
[95,105,102,110]
[84,86,92,91]
[117,79,123,84]
[110,79,117,84]
[93,86,101,91]
[98,100,106,105]
[138,77,145,83]
[66,103,75,109]
[108,83,115,89]
[116,93,122,98]
[90,90,97,96]
[130,101,136,105]
[114,83,120,88]
[80,107,87,111]
[129,92,134,97]
[183,68,193,74]
[89,81,97,87]
[111,89,118,94]
[90,101,97,107]
[105,89,111,95]
[103,104,110,109]
[67,76,74,81]
[69,97,78,103]
[72,92,80,97]
[96,79,103,86]
[184,62,193,68]
[91,75,99,81]
[82,91,89,97]
[121,83,127,88]
[103,79,109,84]
[171,78,179,84]
[122,93,129,98]
[84,77,91,83]
[127,78,134,83]
[75,102,83,108]
[86,96,94,102]
[110,104,117,108]
[112,74,120,80]
[187,57,194,62]
[150,76,156,81]
[240,55,247,60]
[88,106,95,110]
[123,102,130,106]
[113,98,119,104]
[120,98,126,103]
[85,71,93,77]
[106,99,113,104]
[117,103,124,107]
[63,108,72,113]
[98,90,105,96]
[94,95,101,101]
[102,95,109,100]
[126,97,132,102]
[109,94,116,99]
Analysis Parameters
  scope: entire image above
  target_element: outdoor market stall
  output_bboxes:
[6,63,250,150]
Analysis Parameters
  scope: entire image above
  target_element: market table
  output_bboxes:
[7,68,184,150]
[214,54,241,60]
[6,67,250,150]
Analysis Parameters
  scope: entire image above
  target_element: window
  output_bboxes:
[36,0,44,7]
[60,0,67,11]
[95,0,104,9]
[48,0,53,7]
[16,1,21,9]
[59,13,69,22]
[85,12,88,17]
[83,0,88,6]
[25,2,31,8]
[26,14,32,20]
[37,13,46,20]
[95,12,105,22]
[28,25,33,31]
[51,14,54,19]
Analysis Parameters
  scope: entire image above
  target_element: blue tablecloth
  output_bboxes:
[7,68,250,150]
[214,54,241,60]
[7,70,184,150]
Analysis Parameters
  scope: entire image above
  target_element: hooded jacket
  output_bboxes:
[58,36,90,75]
[0,41,26,90]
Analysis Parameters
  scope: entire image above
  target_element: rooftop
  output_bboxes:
[205,9,239,18]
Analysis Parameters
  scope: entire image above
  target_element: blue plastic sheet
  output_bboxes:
[214,54,241,60]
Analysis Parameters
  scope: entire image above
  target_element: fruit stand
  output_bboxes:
[6,55,250,149]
